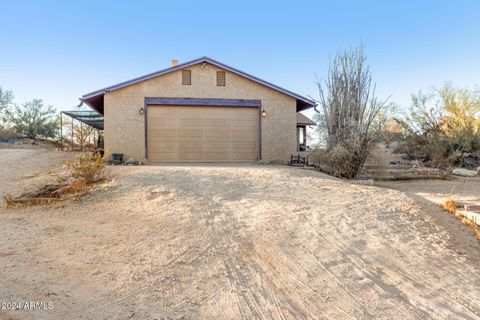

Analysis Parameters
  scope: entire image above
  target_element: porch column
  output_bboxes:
[302,126,307,146]
[296,127,301,150]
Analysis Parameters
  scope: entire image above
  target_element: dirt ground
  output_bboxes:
[378,178,480,265]
[1,147,479,320]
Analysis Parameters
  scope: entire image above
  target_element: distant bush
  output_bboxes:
[64,152,104,183]
[5,99,58,140]
[381,84,480,168]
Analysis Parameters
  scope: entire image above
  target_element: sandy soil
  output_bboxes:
[378,178,480,265]
[0,148,479,319]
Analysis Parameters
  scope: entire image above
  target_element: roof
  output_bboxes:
[62,110,104,130]
[82,56,316,114]
[296,113,316,126]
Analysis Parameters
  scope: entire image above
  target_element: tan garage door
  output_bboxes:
[147,106,258,162]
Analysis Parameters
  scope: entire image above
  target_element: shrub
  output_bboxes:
[386,85,480,168]
[442,199,459,214]
[319,141,366,178]
[5,99,58,140]
[64,152,104,183]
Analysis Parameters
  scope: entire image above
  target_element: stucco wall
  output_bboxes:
[104,63,297,163]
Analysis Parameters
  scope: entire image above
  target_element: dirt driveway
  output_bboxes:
[1,148,479,319]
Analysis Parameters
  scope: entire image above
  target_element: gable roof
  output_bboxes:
[81,56,316,114]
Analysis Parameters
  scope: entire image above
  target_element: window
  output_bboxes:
[182,70,191,85]
[216,71,226,86]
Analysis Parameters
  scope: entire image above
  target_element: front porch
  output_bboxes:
[296,113,316,152]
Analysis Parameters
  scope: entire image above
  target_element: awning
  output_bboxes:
[62,110,104,130]
[297,113,316,126]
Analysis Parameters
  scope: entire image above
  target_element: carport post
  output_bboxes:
[71,117,74,151]
[80,122,83,152]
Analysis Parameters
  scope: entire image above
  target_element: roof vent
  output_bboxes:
[171,59,178,66]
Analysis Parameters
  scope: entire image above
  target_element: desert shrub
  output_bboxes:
[5,99,58,140]
[315,45,389,178]
[382,85,480,168]
[64,152,104,183]
[326,144,363,178]
[442,199,459,214]
[439,85,480,153]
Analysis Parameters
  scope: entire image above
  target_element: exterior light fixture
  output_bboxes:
[261,110,267,117]
[139,107,144,115]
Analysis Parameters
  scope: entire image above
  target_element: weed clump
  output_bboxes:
[64,152,104,183]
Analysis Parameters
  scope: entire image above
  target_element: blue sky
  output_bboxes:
[0,0,479,119]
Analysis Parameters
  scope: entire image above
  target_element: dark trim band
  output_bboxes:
[145,97,261,107]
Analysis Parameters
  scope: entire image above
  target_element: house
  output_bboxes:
[81,57,317,163]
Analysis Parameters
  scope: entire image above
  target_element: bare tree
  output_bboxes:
[315,46,389,178]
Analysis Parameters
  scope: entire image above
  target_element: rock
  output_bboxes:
[124,157,137,165]
[351,179,374,186]
[389,160,404,165]
[402,154,416,161]
[462,154,479,169]
[108,160,122,165]
[452,168,478,177]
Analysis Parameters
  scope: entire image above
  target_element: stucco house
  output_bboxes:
[81,57,317,163]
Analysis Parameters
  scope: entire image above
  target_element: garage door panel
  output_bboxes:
[201,109,228,116]
[149,129,176,138]
[232,141,258,149]
[149,141,177,151]
[205,119,230,128]
[177,152,204,160]
[231,131,257,139]
[178,118,203,127]
[148,105,258,162]
[177,141,202,148]
[205,147,231,154]
[177,137,203,144]
[148,135,176,143]
[178,129,203,138]
[148,111,176,119]
[231,124,258,131]
[148,152,178,161]
[179,144,203,151]
[204,141,232,148]
[204,153,231,161]
[231,153,257,161]
[204,130,231,138]
[148,120,177,128]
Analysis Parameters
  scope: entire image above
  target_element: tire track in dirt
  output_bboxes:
[62,193,216,319]
[4,163,480,319]
[240,180,479,320]
[299,191,480,320]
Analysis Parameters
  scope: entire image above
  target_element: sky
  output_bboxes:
[0,0,479,121]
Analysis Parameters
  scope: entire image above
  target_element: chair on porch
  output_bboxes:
[289,154,308,166]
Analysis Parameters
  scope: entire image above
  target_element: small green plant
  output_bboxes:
[64,152,104,183]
